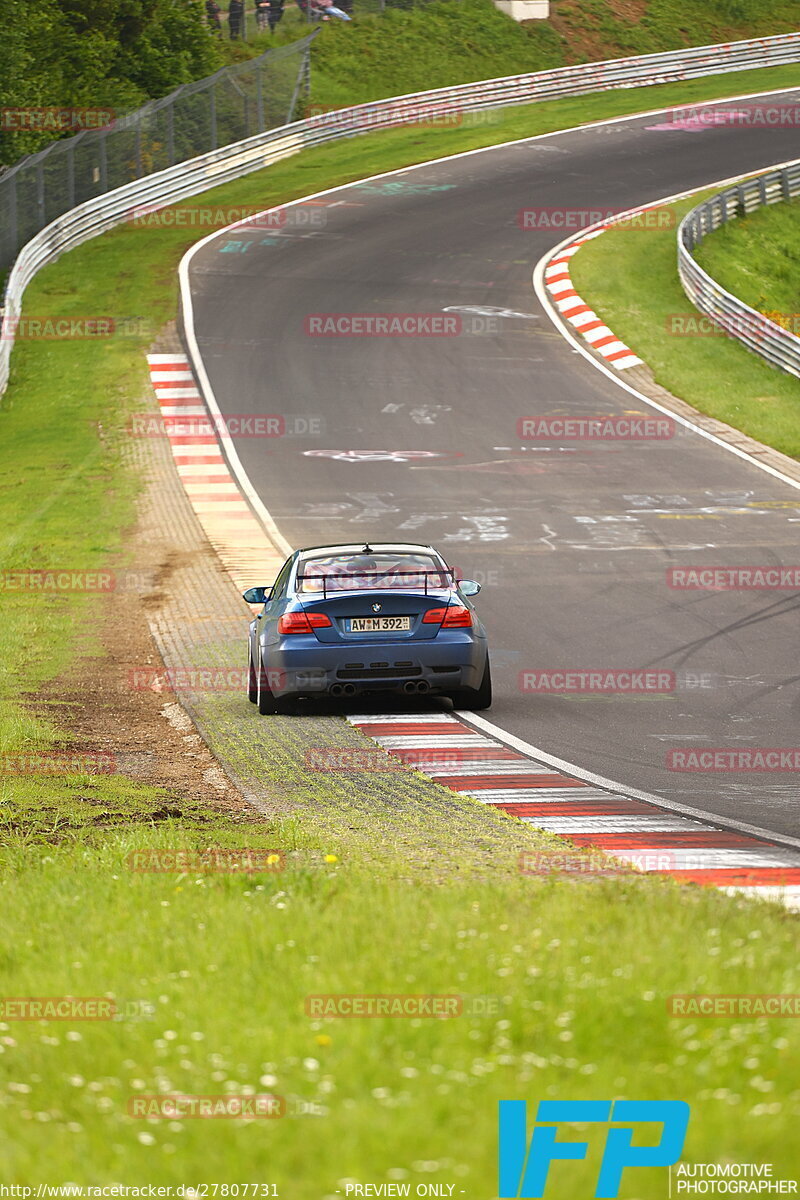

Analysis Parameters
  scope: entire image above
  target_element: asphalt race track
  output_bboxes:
[186,88,800,841]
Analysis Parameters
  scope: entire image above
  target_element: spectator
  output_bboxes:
[309,0,351,20]
[255,0,270,30]
[206,0,223,34]
[228,0,244,38]
[267,0,285,31]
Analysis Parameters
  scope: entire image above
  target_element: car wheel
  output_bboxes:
[257,659,296,715]
[449,660,492,711]
[247,651,258,703]
[257,660,280,715]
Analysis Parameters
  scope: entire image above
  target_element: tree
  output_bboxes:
[0,0,222,166]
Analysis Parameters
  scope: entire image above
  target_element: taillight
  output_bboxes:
[422,605,472,628]
[422,607,446,624]
[277,610,332,634]
[443,605,472,628]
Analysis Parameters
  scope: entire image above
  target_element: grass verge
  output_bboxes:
[225,0,800,112]
[2,839,798,1185]
[1,68,799,1183]
[693,195,800,319]
[570,189,800,460]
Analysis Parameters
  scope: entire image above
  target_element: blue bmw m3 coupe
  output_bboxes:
[243,542,491,713]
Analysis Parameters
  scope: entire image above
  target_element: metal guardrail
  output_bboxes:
[2,30,800,396]
[678,160,800,378]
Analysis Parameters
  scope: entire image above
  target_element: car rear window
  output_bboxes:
[296,553,450,593]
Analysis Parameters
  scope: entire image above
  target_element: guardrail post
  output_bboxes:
[736,185,747,217]
[720,194,729,225]
[780,168,791,201]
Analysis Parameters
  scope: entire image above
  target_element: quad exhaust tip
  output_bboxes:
[330,680,429,696]
[402,680,430,694]
[330,682,357,697]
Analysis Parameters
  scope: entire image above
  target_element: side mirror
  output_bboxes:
[459,579,481,597]
[242,585,272,605]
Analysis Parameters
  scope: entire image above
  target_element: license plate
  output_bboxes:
[348,616,411,633]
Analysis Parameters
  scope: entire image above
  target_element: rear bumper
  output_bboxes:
[263,632,487,696]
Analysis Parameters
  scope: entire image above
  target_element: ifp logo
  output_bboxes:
[499,1100,690,1198]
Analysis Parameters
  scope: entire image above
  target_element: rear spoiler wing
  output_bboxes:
[296,568,455,599]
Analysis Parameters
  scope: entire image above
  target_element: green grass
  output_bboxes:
[2,68,800,1184]
[2,831,799,1186]
[693,195,800,320]
[570,191,800,460]
[224,0,800,113]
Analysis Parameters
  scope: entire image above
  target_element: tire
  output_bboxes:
[247,651,258,703]
[257,660,280,715]
[257,659,295,715]
[449,659,492,711]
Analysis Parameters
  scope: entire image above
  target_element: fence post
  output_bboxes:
[67,144,75,210]
[8,171,18,262]
[36,161,45,228]
[257,65,265,131]
[286,47,311,123]
[210,84,218,150]
[99,135,108,192]
[167,103,175,167]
